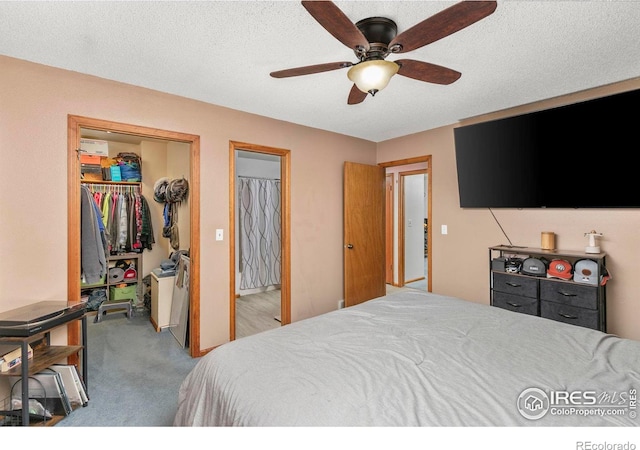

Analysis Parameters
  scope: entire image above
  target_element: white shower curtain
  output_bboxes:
[238,177,281,289]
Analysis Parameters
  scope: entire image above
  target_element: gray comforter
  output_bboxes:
[174,290,639,426]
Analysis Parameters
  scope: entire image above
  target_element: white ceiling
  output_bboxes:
[1,1,639,142]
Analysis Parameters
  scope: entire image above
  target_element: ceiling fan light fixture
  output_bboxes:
[347,60,399,95]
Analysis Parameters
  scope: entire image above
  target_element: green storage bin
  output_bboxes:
[110,284,137,301]
[81,274,106,287]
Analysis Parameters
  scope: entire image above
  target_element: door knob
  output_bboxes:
[346,244,354,249]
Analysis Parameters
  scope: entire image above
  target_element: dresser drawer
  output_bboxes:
[493,292,539,316]
[492,272,538,298]
[539,279,598,310]
[540,300,600,330]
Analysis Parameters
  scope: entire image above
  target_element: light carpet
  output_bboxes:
[55,309,199,427]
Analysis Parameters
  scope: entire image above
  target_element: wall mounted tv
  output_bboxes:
[454,88,640,208]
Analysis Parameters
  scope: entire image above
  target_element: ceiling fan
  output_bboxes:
[270,1,497,105]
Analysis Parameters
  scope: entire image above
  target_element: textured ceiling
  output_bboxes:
[1,1,639,142]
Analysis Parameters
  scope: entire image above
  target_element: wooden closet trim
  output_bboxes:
[67,115,202,357]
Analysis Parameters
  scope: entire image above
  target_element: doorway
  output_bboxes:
[385,173,394,284]
[229,141,291,341]
[380,156,432,293]
[67,115,202,357]
[399,170,427,290]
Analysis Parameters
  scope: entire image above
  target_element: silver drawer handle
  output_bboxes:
[558,291,577,297]
[506,282,521,288]
[507,301,521,307]
[559,312,578,320]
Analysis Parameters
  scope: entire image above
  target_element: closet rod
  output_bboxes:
[81,180,140,186]
[82,182,141,193]
[237,175,281,181]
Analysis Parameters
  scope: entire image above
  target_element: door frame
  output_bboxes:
[385,173,394,284]
[229,141,291,341]
[379,155,432,292]
[67,115,202,357]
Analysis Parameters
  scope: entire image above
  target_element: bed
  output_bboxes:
[174,290,639,426]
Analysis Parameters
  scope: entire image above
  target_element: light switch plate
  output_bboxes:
[216,229,223,241]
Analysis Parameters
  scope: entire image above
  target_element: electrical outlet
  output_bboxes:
[441,224,448,235]
[338,299,345,309]
[216,229,223,241]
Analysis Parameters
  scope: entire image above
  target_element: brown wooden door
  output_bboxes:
[344,161,386,307]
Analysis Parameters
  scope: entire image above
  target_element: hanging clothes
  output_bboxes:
[83,183,154,254]
[140,195,155,250]
[170,202,179,250]
[81,185,107,284]
[161,201,180,250]
[117,192,128,252]
[101,191,111,230]
[107,191,119,253]
[155,177,188,250]
[131,192,143,250]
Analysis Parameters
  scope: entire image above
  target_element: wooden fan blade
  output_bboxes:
[270,61,353,78]
[302,1,370,52]
[389,1,497,54]
[396,59,461,85]
[347,84,367,105]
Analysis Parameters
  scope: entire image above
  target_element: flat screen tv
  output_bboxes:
[454,88,640,208]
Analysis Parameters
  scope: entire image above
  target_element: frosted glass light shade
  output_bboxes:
[347,60,399,95]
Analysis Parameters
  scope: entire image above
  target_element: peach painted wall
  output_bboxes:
[0,55,376,351]
[2,54,638,350]
[377,78,640,341]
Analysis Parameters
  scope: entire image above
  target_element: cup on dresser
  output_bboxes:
[541,231,555,250]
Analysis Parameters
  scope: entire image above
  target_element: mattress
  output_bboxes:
[174,290,639,426]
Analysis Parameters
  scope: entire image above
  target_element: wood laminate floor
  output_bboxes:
[235,290,281,339]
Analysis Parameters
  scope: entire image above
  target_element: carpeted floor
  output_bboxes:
[56,286,420,427]
[55,308,199,427]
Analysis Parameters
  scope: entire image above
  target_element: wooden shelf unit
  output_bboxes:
[82,252,142,308]
[0,312,87,426]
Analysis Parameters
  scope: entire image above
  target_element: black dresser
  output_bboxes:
[489,246,607,332]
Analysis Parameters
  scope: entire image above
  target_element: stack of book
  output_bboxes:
[0,344,33,372]
[80,154,103,181]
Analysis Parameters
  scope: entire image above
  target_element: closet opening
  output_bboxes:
[67,115,202,358]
